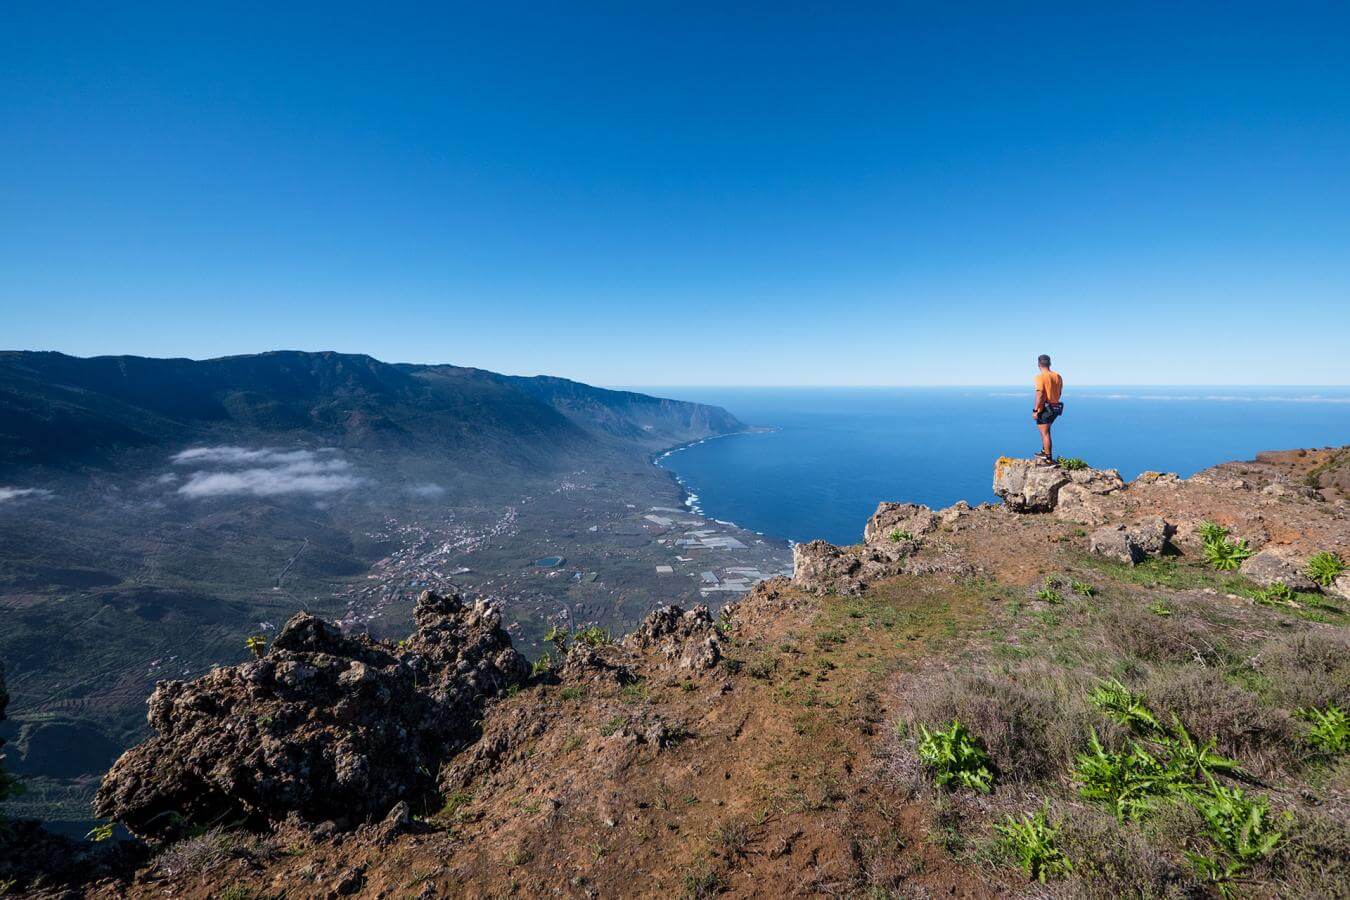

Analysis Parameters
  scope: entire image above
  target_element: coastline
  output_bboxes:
[649,427,788,543]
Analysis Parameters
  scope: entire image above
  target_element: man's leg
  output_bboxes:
[1038,423,1052,459]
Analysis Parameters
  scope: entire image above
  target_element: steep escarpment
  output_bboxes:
[11,446,1350,898]
[0,350,744,470]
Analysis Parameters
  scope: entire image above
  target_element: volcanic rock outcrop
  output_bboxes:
[792,501,981,595]
[95,591,527,838]
[1088,516,1174,565]
[623,604,723,672]
[1239,547,1319,591]
[992,457,1124,513]
[862,502,939,543]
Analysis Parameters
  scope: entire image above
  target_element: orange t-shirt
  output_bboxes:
[1035,370,1063,406]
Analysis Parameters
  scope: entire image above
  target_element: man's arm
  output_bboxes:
[1033,377,1046,414]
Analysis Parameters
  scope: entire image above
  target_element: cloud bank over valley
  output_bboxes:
[170,446,363,498]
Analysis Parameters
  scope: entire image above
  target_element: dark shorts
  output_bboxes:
[1036,402,1064,425]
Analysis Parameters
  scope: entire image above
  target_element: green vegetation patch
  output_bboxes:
[1305,551,1346,588]
[1296,704,1349,755]
[917,720,994,793]
[995,805,1073,883]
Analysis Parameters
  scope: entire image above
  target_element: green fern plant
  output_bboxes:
[994,805,1073,882]
[917,720,994,793]
[1254,582,1298,607]
[1296,704,1349,754]
[1035,587,1064,604]
[1073,730,1176,821]
[1186,850,1246,899]
[543,625,570,654]
[85,822,115,842]
[0,761,22,804]
[1196,520,1229,545]
[1305,551,1346,588]
[1088,679,1161,734]
[1161,716,1241,781]
[1190,782,1288,868]
[575,624,611,647]
[1203,536,1253,571]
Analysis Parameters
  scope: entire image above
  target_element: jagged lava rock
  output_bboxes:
[623,604,722,672]
[95,591,526,837]
[863,502,938,543]
[792,540,898,596]
[1239,548,1318,592]
[1089,517,1173,565]
[995,457,1125,513]
[993,458,1069,512]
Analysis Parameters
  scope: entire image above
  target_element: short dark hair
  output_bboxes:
[1037,354,1051,367]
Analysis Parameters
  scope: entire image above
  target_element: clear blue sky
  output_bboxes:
[3,2,1348,385]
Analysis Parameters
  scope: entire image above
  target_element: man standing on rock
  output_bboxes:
[1032,354,1063,462]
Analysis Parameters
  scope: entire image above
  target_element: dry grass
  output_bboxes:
[1098,601,1227,667]
[1256,630,1350,710]
[1046,803,1193,899]
[1262,804,1350,899]
[153,827,273,878]
[1143,667,1299,776]
[902,663,1103,785]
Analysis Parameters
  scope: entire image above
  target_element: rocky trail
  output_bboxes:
[4,447,1348,898]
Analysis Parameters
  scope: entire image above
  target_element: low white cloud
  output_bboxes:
[172,446,363,498]
[172,446,332,466]
[0,487,54,503]
[406,482,447,498]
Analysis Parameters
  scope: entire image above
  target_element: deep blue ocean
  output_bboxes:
[638,387,1350,546]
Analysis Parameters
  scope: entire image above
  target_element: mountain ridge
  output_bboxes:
[0,350,745,472]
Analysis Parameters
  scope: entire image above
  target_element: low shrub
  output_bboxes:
[1059,457,1089,471]
[1100,603,1225,665]
[1258,632,1350,710]
[155,828,273,878]
[1266,806,1350,899]
[1145,669,1296,776]
[1056,803,1192,898]
[888,528,914,543]
[906,667,1091,783]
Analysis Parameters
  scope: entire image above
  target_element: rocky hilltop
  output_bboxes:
[5,447,1349,898]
